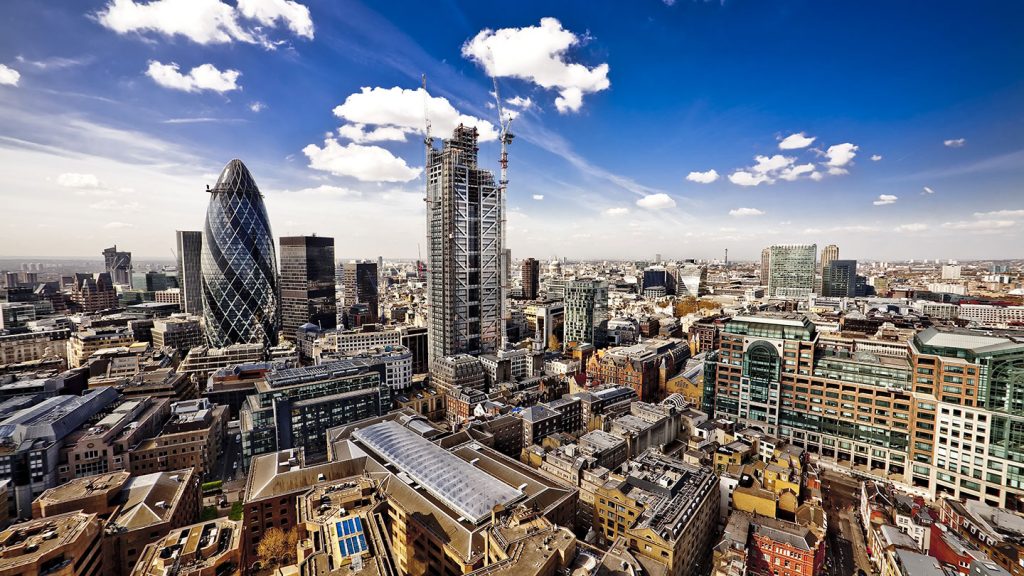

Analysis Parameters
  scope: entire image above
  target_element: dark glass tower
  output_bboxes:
[280,235,337,339]
[201,159,280,347]
[176,230,203,315]
[342,261,378,324]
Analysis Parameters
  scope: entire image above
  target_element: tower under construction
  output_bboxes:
[426,125,503,369]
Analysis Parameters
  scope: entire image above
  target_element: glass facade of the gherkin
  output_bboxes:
[201,159,280,348]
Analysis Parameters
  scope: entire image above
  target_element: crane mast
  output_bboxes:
[492,77,514,351]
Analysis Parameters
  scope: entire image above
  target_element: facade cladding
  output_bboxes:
[563,279,609,348]
[201,159,280,348]
[767,244,817,298]
[341,261,378,322]
[175,230,203,315]
[280,236,337,340]
[822,259,857,297]
[102,245,132,286]
[521,257,540,300]
[426,125,502,368]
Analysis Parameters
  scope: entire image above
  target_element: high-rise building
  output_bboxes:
[521,258,540,300]
[201,159,280,348]
[426,125,503,367]
[563,279,608,349]
[677,263,707,297]
[767,244,817,298]
[819,244,839,293]
[341,260,378,323]
[822,259,857,297]
[760,247,771,286]
[280,235,337,340]
[103,245,133,287]
[175,230,203,315]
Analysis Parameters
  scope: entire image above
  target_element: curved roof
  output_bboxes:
[213,159,259,195]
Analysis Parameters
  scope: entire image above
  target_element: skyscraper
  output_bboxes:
[521,258,540,300]
[280,236,337,340]
[426,125,502,367]
[201,159,280,348]
[342,261,378,324]
[175,230,203,315]
[822,259,857,297]
[819,244,839,293]
[767,244,817,298]
[563,279,609,349]
[102,245,132,287]
[760,247,771,286]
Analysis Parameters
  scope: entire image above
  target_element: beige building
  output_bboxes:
[67,327,135,368]
[0,512,104,576]
[131,518,241,576]
[129,399,227,479]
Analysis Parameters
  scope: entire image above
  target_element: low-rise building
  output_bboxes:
[131,518,241,576]
[0,511,104,576]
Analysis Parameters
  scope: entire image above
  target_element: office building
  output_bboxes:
[0,512,104,576]
[150,316,204,354]
[201,159,280,348]
[563,279,609,349]
[103,245,133,287]
[132,518,241,576]
[819,244,839,293]
[426,125,503,368]
[341,261,378,324]
[71,273,118,313]
[522,257,540,300]
[642,266,676,298]
[822,259,858,297]
[677,263,707,297]
[312,324,401,360]
[587,338,690,401]
[761,247,771,286]
[767,244,817,298]
[280,236,337,341]
[178,344,265,380]
[128,399,228,479]
[175,231,203,315]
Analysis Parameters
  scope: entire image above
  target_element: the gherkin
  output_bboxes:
[201,159,280,347]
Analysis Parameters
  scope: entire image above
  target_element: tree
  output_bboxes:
[256,527,298,569]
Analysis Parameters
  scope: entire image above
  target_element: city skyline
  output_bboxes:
[2,1,1024,261]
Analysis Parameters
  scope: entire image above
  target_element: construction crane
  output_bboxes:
[422,74,433,169]
[491,77,514,351]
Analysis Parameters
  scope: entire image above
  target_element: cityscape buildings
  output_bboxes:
[174,230,203,315]
[340,260,378,324]
[767,244,817,298]
[563,279,609,349]
[200,159,280,348]
[279,235,336,340]
[103,245,132,287]
[822,259,858,297]
[521,257,540,300]
[819,243,839,293]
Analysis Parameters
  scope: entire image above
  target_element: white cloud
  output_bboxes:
[462,17,610,114]
[0,64,21,86]
[336,124,409,144]
[532,194,544,200]
[145,61,240,93]
[236,0,313,39]
[873,194,898,205]
[809,171,823,181]
[825,143,858,167]
[15,55,89,71]
[333,86,498,142]
[827,166,849,176]
[895,223,928,233]
[944,138,966,148]
[506,96,534,109]
[302,138,422,183]
[57,173,102,189]
[103,221,135,229]
[249,101,266,113]
[752,154,794,174]
[942,219,1014,231]
[973,209,1024,218]
[922,186,934,195]
[778,132,815,150]
[729,207,764,217]
[95,0,313,47]
[603,207,629,216]
[280,184,362,197]
[778,163,815,181]
[728,170,773,187]
[870,154,882,161]
[636,193,676,210]
[686,169,719,184]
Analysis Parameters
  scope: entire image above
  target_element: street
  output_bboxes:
[822,469,874,576]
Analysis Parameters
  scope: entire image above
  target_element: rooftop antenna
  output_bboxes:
[492,76,514,351]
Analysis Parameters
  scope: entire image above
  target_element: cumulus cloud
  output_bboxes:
[95,0,313,48]
[249,101,266,113]
[686,169,719,184]
[944,138,966,148]
[532,194,544,200]
[778,163,815,181]
[336,124,409,144]
[462,17,610,113]
[603,207,629,216]
[729,207,764,217]
[302,139,422,183]
[728,170,773,187]
[0,64,21,86]
[873,194,898,206]
[752,154,794,174]
[942,219,1014,231]
[57,173,102,189]
[145,61,240,93]
[506,96,534,109]
[895,223,928,233]
[922,186,934,195]
[871,154,882,161]
[825,143,858,167]
[636,193,676,210]
[778,132,815,150]
[973,209,1024,218]
[332,86,498,143]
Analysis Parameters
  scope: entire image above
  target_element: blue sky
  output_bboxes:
[1,0,1022,261]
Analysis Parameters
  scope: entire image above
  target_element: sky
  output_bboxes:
[1,0,1023,262]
